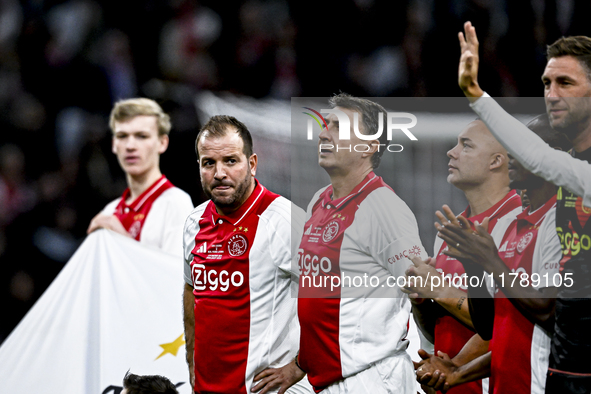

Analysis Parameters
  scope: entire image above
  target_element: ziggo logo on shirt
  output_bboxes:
[191,264,244,292]
[296,249,332,276]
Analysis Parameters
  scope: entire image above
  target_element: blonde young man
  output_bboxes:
[87,98,193,257]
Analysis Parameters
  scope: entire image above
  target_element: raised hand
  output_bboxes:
[458,21,484,99]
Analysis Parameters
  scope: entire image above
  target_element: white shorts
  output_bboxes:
[285,376,315,394]
[320,354,417,394]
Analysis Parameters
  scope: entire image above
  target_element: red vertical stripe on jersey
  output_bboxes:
[298,173,387,391]
[490,197,556,394]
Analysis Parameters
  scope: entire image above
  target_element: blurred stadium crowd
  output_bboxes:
[1,0,591,343]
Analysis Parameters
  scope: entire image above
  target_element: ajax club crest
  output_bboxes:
[516,232,533,254]
[322,220,340,243]
[228,234,249,257]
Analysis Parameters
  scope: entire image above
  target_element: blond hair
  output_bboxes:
[109,98,171,135]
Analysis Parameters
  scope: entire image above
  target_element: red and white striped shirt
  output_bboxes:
[297,172,426,392]
[102,175,193,257]
[432,190,522,394]
[490,196,560,394]
[183,181,306,394]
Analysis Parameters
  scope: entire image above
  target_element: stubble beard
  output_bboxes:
[203,171,253,211]
[548,101,591,140]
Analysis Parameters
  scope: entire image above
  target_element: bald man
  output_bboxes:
[403,119,522,394]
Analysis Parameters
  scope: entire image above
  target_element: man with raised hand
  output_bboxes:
[417,116,571,394]
[296,93,427,393]
[457,21,591,393]
[87,98,193,256]
[403,118,521,394]
[183,115,312,394]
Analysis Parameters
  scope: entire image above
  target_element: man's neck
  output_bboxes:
[329,166,373,200]
[572,126,591,152]
[126,168,163,203]
[526,182,556,212]
[464,183,511,217]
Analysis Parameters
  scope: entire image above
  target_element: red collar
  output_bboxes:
[461,189,521,223]
[120,175,169,212]
[517,195,557,226]
[320,172,379,210]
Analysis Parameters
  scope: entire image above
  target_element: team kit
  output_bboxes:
[90,23,591,394]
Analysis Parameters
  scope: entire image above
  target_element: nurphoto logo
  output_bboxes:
[302,107,418,153]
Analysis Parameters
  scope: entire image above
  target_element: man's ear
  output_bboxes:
[249,153,258,176]
[361,139,380,159]
[158,134,169,154]
[490,152,505,170]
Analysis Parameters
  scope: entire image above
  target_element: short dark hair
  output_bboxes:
[122,372,178,394]
[195,115,254,159]
[527,114,572,151]
[328,93,388,169]
[547,36,591,81]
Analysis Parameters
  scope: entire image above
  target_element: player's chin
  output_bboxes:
[318,157,335,169]
[211,193,236,206]
[446,173,457,185]
[123,165,145,176]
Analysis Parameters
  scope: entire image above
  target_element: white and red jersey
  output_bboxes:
[490,196,561,394]
[102,175,193,257]
[297,172,426,392]
[432,190,522,394]
[183,181,307,394]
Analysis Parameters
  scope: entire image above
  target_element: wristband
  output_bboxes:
[294,352,306,373]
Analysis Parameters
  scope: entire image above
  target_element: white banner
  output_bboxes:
[0,229,191,394]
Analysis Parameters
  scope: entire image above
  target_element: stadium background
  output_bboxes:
[1,0,589,344]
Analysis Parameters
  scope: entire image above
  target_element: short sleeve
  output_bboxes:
[183,202,208,286]
[362,188,427,279]
[148,188,194,257]
[532,207,562,289]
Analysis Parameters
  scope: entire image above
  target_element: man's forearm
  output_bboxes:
[183,283,195,371]
[433,286,474,329]
[471,95,591,206]
[488,262,556,330]
[452,333,489,366]
[450,351,491,388]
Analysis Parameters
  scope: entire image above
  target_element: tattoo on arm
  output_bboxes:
[457,296,466,310]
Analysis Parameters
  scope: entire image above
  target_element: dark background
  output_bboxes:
[0,0,587,343]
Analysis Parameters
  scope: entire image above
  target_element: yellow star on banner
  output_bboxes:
[332,214,337,218]
[244,228,248,232]
[239,226,243,231]
[233,228,237,232]
[337,214,341,218]
[341,216,346,221]
[155,334,185,360]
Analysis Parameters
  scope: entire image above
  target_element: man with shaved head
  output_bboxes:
[416,115,571,394]
[405,119,522,394]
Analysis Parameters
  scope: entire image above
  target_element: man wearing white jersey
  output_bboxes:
[418,116,571,394]
[87,98,193,257]
[182,115,312,394]
[404,119,521,394]
[294,93,427,393]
